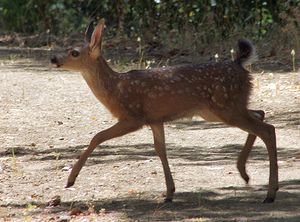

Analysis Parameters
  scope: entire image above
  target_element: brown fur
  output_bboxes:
[50,19,278,203]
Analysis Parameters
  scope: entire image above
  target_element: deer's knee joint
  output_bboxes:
[253,110,265,120]
[249,109,265,121]
[266,124,276,137]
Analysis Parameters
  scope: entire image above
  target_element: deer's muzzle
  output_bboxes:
[50,55,62,68]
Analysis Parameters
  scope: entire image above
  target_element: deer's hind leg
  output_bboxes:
[217,109,278,203]
[237,110,265,183]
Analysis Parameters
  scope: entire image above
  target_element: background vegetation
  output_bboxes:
[0,0,299,53]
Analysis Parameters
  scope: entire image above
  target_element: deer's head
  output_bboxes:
[51,19,105,71]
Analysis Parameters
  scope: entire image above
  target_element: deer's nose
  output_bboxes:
[50,56,58,64]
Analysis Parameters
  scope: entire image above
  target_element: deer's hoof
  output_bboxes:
[65,181,75,188]
[164,198,173,203]
[263,197,275,203]
[243,175,250,184]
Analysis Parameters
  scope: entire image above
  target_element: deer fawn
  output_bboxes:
[51,19,278,203]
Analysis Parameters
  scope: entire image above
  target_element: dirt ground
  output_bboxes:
[0,47,300,222]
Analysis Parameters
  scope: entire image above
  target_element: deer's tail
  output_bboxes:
[235,39,257,68]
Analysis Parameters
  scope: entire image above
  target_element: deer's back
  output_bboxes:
[115,62,252,122]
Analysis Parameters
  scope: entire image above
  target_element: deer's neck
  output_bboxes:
[81,57,121,116]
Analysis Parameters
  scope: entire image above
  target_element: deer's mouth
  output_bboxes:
[50,56,63,68]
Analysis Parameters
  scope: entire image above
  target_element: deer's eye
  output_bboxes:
[71,50,80,57]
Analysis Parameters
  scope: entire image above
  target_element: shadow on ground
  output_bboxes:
[268,111,300,129]
[1,142,298,169]
[2,180,300,221]
[2,110,299,167]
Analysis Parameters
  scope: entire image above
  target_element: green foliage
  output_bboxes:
[0,0,299,43]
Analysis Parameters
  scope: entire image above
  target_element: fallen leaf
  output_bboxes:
[48,195,61,207]
[69,208,82,216]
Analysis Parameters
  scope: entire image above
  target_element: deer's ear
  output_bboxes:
[89,18,105,54]
[85,20,94,43]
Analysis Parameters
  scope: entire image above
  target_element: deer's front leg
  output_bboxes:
[237,110,265,183]
[150,123,175,202]
[66,120,143,188]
